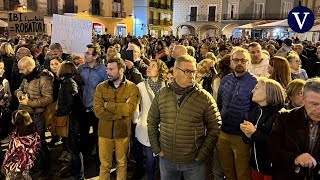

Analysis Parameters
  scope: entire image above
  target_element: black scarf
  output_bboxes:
[24,66,42,82]
[170,79,194,96]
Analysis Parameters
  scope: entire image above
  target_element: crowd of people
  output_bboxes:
[0,32,319,180]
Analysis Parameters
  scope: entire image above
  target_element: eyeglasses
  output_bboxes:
[176,66,197,76]
[232,58,248,64]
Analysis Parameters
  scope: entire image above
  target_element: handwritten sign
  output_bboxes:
[51,14,92,56]
[8,12,44,36]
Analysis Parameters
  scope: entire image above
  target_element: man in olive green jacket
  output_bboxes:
[148,55,221,180]
[93,58,139,180]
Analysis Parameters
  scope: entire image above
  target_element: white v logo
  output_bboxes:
[292,12,310,29]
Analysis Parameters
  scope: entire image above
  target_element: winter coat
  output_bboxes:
[269,107,320,180]
[134,80,165,147]
[14,67,53,114]
[148,84,221,163]
[93,78,139,139]
[243,104,283,175]
[217,71,257,135]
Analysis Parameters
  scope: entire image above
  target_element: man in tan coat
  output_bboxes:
[94,57,139,180]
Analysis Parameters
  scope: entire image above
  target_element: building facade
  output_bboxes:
[172,0,222,39]
[0,0,134,36]
[221,0,300,38]
[134,0,173,37]
[172,0,300,39]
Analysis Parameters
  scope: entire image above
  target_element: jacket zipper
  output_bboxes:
[111,89,117,139]
[172,91,194,162]
[254,107,263,172]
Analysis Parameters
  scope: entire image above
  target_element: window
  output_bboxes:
[65,0,75,13]
[227,3,239,20]
[254,3,265,19]
[92,0,100,15]
[208,5,217,21]
[190,6,197,21]
[282,1,293,19]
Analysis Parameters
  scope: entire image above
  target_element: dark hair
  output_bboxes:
[216,54,232,78]
[49,43,63,51]
[41,44,49,55]
[12,110,36,136]
[107,57,126,71]
[130,38,142,49]
[57,61,78,78]
[156,40,167,49]
[86,44,99,56]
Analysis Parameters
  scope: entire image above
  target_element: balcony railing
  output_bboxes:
[149,19,172,26]
[112,11,126,18]
[186,14,217,22]
[222,14,293,20]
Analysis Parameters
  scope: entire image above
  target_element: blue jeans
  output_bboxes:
[159,156,206,180]
[135,141,159,180]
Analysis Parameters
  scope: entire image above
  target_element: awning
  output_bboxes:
[258,19,288,28]
[0,19,8,27]
[237,20,270,29]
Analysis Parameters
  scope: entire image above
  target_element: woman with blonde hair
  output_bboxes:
[286,52,308,80]
[240,77,286,180]
[0,42,15,84]
[197,58,217,94]
[285,79,305,109]
[268,56,292,88]
[134,59,168,180]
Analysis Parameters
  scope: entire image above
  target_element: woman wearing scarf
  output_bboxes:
[134,59,168,180]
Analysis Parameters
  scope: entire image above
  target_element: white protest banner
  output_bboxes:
[51,14,92,56]
[8,12,44,36]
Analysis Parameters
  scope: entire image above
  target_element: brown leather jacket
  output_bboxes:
[14,68,53,114]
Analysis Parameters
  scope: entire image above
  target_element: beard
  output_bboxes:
[234,65,245,73]
[108,73,120,82]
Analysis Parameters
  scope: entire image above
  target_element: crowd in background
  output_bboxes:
[0,32,319,180]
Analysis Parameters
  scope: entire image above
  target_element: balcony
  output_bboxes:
[222,14,291,20]
[112,11,126,18]
[149,19,160,25]
[186,14,217,22]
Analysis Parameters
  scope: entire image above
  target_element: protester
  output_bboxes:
[285,79,305,110]
[93,57,139,180]
[1,110,40,180]
[217,47,257,180]
[148,55,221,180]
[134,59,168,180]
[240,77,286,180]
[55,61,84,179]
[269,78,320,180]
[268,56,292,88]
[286,52,308,80]
[78,44,107,171]
[248,42,270,77]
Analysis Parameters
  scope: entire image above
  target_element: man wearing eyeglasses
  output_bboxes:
[217,47,257,180]
[148,55,221,180]
[78,44,107,172]
[269,78,320,180]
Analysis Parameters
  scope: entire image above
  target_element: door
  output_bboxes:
[190,7,197,21]
[65,0,75,13]
[208,6,216,21]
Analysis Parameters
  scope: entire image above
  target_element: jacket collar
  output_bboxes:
[83,62,103,70]
[233,71,252,80]
[108,76,127,89]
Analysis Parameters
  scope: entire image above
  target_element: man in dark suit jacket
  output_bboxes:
[270,78,320,180]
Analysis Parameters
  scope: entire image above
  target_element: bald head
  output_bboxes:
[172,45,187,59]
[18,56,36,75]
[16,47,31,60]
